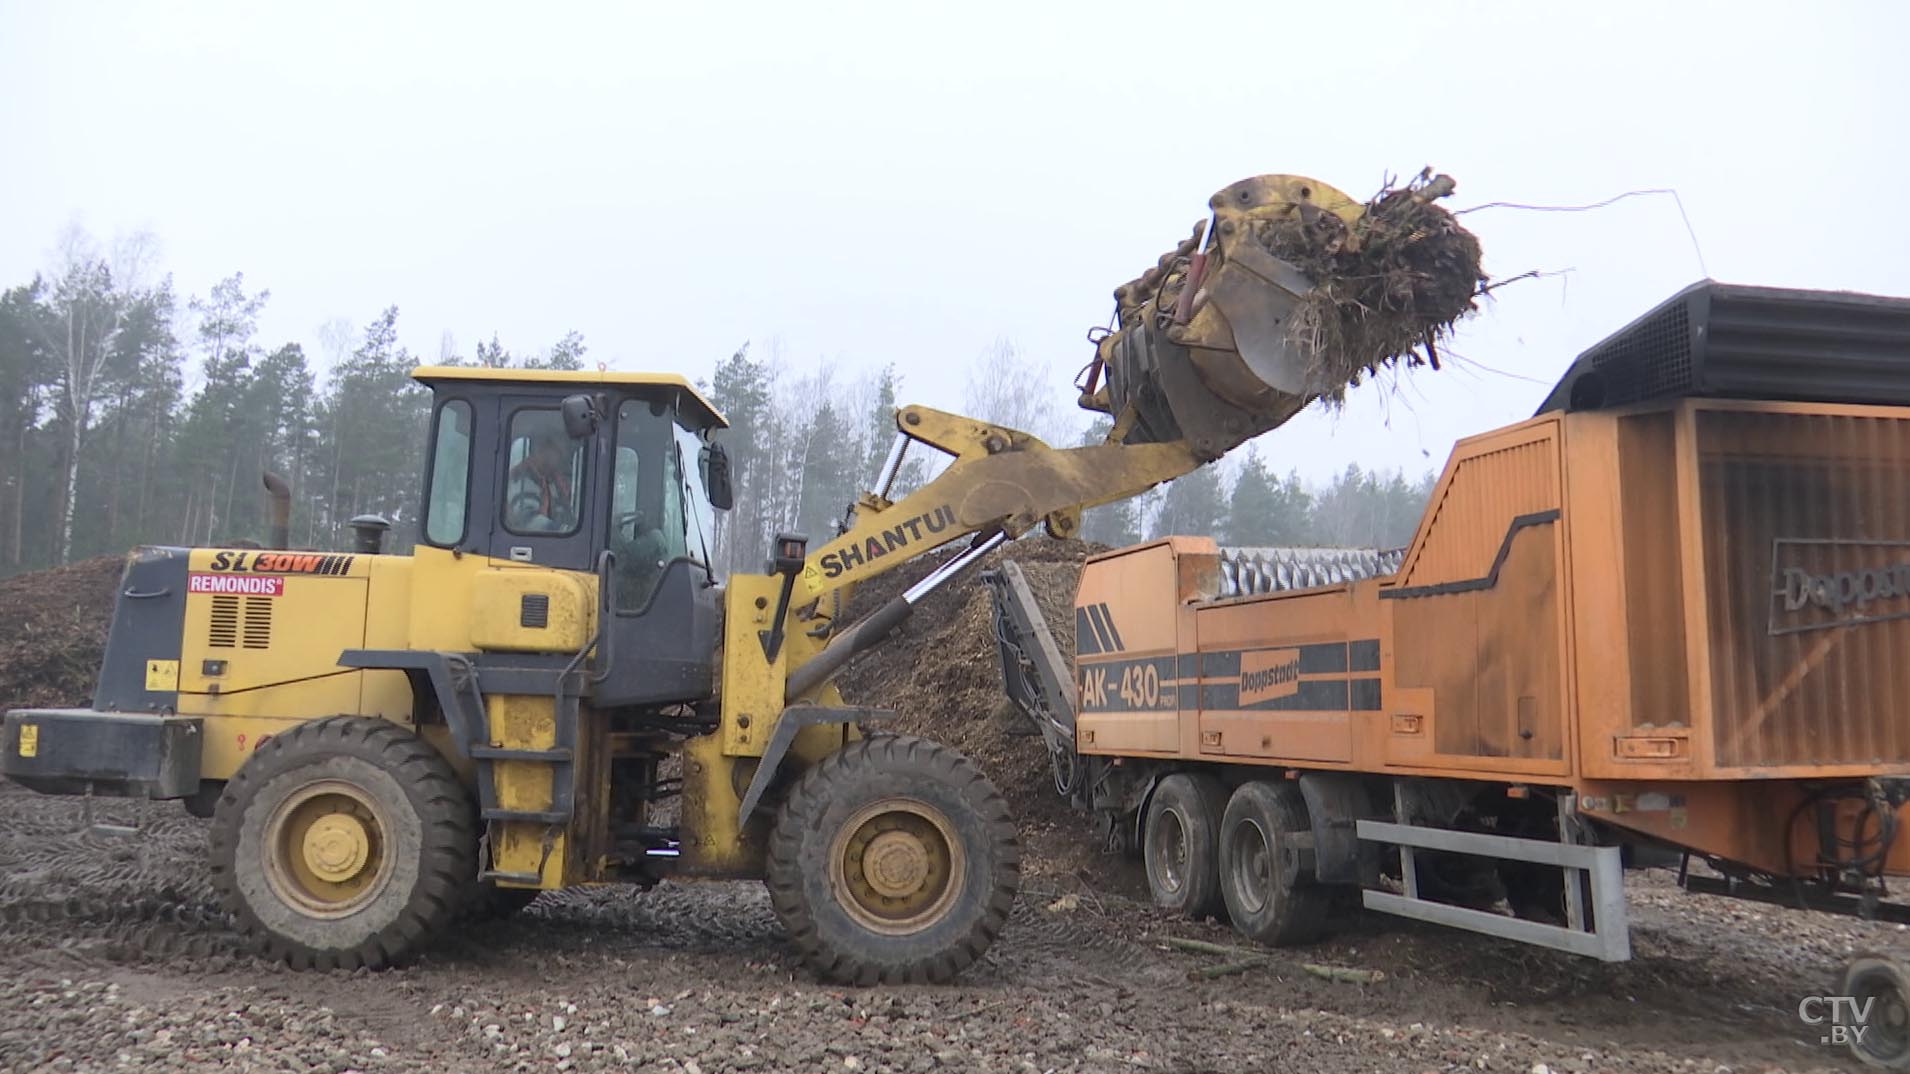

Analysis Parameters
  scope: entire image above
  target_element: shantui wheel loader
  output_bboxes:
[1,171,1478,983]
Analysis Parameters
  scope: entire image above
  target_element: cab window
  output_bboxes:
[608,397,716,610]
[503,408,585,536]
[672,416,718,571]
[423,399,473,547]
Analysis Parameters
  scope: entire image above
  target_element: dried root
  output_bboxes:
[1260,169,1487,404]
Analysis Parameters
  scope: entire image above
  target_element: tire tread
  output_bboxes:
[765,735,1020,986]
[209,716,476,971]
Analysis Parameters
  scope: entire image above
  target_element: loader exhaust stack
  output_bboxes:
[262,471,292,550]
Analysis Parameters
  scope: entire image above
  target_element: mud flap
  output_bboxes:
[1297,772,1388,885]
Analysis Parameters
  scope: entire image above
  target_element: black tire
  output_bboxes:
[209,716,477,970]
[766,734,1020,985]
[1841,953,1910,1070]
[1217,780,1329,947]
[1143,772,1228,920]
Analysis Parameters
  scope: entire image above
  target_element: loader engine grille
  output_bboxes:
[208,594,274,650]
[242,597,272,649]
[209,596,239,648]
[1218,546,1404,598]
[1698,409,1910,768]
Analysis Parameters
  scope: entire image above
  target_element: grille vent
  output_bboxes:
[1698,409,1910,768]
[1585,301,1693,406]
[209,595,273,650]
[521,593,551,629]
[209,596,239,648]
[243,597,273,649]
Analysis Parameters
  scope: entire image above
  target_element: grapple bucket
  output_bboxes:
[1082,172,1478,460]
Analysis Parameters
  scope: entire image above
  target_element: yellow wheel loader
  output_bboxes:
[1,173,1475,982]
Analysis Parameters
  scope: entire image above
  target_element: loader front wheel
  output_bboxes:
[210,717,476,970]
[767,735,1020,985]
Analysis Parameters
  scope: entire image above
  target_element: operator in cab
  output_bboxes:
[508,429,579,532]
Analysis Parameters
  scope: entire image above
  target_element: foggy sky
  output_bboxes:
[4,1,1907,482]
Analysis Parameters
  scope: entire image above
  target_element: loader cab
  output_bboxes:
[413,367,732,707]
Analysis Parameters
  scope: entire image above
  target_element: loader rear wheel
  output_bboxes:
[1143,773,1228,920]
[1218,780,1329,947]
[210,717,476,970]
[766,734,1019,985]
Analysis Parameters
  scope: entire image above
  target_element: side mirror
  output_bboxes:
[560,393,600,439]
[703,441,734,511]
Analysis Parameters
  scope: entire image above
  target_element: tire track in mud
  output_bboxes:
[0,885,246,968]
[0,785,242,969]
[449,883,788,961]
[444,883,1178,991]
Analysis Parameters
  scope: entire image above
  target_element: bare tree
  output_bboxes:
[313,317,355,547]
[36,225,158,563]
[776,361,835,536]
[961,336,1070,444]
[315,317,356,372]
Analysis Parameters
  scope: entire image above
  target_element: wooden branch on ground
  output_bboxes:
[1188,958,1272,981]
[1302,963,1385,984]
[1160,936,1262,960]
[1159,936,1386,984]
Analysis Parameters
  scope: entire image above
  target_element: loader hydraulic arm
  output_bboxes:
[779,405,1203,703]
[794,405,1199,608]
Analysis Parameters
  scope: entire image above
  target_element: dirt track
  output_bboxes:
[0,547,1896,1071]
[0,773,1897,1072]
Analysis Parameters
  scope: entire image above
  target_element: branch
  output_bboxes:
[1189,958,1271,980]
[1302,963,1385,984]
[1476,269,1571,297]
[1160,936,1262,959]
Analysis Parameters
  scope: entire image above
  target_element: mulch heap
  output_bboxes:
[0,555,125,710]
[836,536,1140,894]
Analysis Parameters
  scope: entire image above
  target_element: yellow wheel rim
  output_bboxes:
[263,780,394,918]
[827,798,966,936]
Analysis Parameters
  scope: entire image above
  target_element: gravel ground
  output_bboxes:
[0,782,1899,1073]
